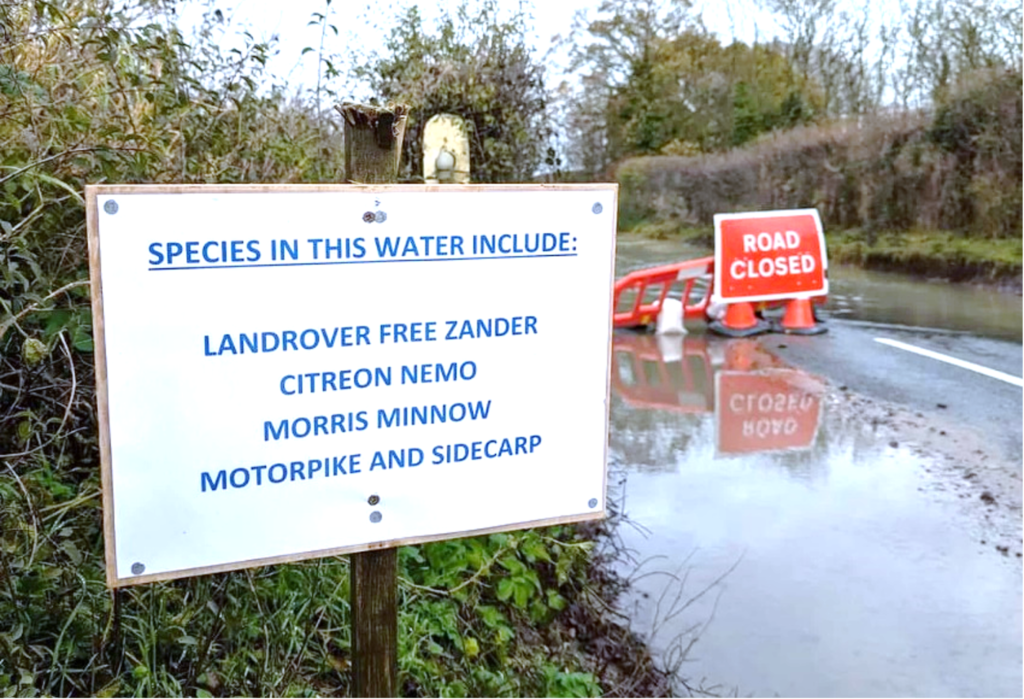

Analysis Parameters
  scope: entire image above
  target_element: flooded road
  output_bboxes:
[615,234,1023,342]
[609,235,1023,697]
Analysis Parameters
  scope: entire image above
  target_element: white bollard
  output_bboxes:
[706,298,727,321]
[656,297,687,336]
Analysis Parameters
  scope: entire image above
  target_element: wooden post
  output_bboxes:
[337,101,408,698]
[350,550,398,697]
[339,102,409,184]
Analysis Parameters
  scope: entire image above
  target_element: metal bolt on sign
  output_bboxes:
[103,200,118,215]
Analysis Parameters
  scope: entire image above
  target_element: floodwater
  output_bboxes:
[615,234,1024,341]
[608,235,1023,697]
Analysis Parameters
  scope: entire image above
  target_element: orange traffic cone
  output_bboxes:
[709,302,770,337]
[723,302,758,329]
[777,298,827,335]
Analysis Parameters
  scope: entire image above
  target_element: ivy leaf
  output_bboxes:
[496,577,514,602]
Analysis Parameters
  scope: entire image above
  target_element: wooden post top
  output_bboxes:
[337,102,410,185]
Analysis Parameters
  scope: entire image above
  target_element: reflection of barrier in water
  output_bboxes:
[611,333,715,414]
[611,333,826,456]
[721,338,792,372]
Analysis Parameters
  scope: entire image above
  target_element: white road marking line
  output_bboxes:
[874,337,1023,388]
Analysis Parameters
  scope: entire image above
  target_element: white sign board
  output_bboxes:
[87,184,617,587]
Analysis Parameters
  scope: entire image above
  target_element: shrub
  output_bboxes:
[615,69,1022,241]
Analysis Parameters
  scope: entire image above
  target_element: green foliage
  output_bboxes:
[561,0,823,173]
[560,0,1021,178]
[899,0,1021,107]
[828,228,1022,281]
[927,69,1022,236]
[0,2,640,697]
[542,666,603,698]
[354,0,550,183]
[2,450,606,697]
[0,0,344,367]
[396,530,601,697]
[614,68,1022,279]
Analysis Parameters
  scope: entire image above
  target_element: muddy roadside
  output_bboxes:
[825,385,1023,560]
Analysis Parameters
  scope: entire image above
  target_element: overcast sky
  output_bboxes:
[177,0,778,97]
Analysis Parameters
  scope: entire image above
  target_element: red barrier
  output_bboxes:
[612,257,714,329]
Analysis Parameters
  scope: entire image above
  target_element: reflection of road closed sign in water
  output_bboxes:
[715,370,823,455]
[713,209,827,303]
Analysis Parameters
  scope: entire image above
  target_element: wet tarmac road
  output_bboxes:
[759,320,1023,465]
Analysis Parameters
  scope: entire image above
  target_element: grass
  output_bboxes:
[827,228,1023,283]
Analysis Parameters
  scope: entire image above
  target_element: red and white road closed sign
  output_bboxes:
[713,209,828,303]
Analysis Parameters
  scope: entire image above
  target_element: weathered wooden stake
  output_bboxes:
[338,101,408,698]
[349,549,398,697]
[340,102,409,185]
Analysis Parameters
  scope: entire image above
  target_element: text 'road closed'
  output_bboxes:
[714,210,828,303]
